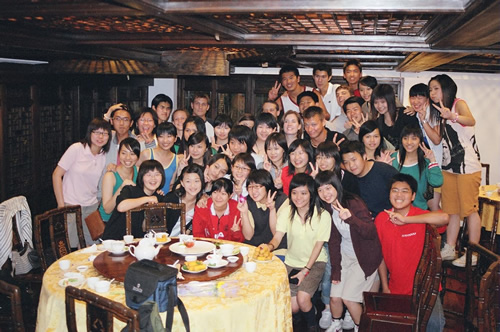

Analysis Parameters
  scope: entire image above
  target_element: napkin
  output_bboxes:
[81,244,98,253]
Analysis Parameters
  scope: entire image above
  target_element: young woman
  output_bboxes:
[192,178,244,242]
[281,139,314,196]
[99,137,140,222]
[359,76,377,118]
[238,113,256,129]
[253,112,278,158]
[408,83,444,211]
[133,107,158,150]
[163,164,205,236]
[53,117,111,246]
[259,132,288,190]
[359,120,394,163]
[429,74,482,266]
[315,171,382,331]
[186,132,214,167]
[226,125,263,165]
[238,169,288,249]
[391,126,443,210]
[178,115,206,155]
[260,173,331,331]
[315,141,360,196]
[371,84,418,150]
[203,154,232,191]
[212,114,233,153]
[137,122,178,194]
[231,153,256,199]
[102,160,165,240]
[172,108,189,153]
[282,110,303,146]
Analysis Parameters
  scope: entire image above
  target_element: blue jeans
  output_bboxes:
[320,243,331,305]
[426,295,445,332]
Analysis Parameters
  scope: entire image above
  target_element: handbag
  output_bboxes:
[124,259,189,331]
[84,209,105,241]
[11,240,39,275]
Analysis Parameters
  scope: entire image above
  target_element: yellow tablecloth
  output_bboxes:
[479,185,500,235]
[36,240,292,332]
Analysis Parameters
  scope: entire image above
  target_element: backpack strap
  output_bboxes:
[165,285,190,332]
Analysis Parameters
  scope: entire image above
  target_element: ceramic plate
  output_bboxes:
[169,241,216,256]
[181,265,208,274]
[204,259,229,269]
[155,237,171,245]
[58,275,85,288]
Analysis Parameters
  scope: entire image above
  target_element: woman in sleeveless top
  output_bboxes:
[137,122,178,194]
[99,138,140,221]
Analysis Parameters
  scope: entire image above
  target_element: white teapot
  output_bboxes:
[128,240,160,260]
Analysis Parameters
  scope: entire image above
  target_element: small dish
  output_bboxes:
[203,259,228,269]
[181,265,208,274]
[227,256,239,263]
[76,265,88,273]
[64,272,83,279]
[59,275,85,288]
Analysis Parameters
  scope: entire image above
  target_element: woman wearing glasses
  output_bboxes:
[52,118,112,246]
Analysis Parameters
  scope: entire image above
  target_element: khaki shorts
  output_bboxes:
[286,261,326,297]
[441,171,481,218]
[330,253,378,303]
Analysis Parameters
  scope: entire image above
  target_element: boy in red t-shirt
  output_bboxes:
[375,173,448,331]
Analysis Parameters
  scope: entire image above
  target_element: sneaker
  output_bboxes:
[441,243,456,261]
[325,319,342,332]
[319,308,333,329]
[452,252,477,267]
[342,310,355,329]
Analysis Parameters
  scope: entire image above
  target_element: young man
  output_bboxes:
[103,103,134,166]
[268,65,329,119]
[302,106,346,150]
[343,59,362,97]
[341,141,398,217]
[313,63,341,123]
[327,85,351,133]
[191,93,214,141]
[261,100,281,120]
[343,96,367,141]
[151,93,173,123]
[375,173,448,332]
[297,91,319,116]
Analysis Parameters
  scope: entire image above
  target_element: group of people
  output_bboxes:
[52,60,482,332]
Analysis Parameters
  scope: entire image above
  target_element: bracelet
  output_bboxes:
[451,113,458,123]
[302,269,309,276]
[268,243,275,251]
[422,119,428,125]
[304,266,311,270]
[428,162,439,169]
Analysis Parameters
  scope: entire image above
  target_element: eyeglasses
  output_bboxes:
[233,165,251,172]
[247,184,264,191]
[139,118,154,123]
[113,117,131,123]
[92,130,109,137]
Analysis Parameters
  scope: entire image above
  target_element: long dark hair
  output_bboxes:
[359,120,386,158]
[265,132,289,166]
[187,132,212,166]
[371,84,397,122]
[398,126,426,178]
[174,163,205,202]
[82,118,112,153]
[288,139,314,176]
[289,173,322,225]
[315,141,342,177]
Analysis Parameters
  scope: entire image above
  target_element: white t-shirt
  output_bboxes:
[279,86,314,113]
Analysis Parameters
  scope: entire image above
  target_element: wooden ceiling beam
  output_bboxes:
[137,0,468,14]
[0,2,142,17]
[397,52,469,72]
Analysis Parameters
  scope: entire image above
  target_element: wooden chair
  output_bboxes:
[65,286,139,331]
[478,197,499,252]
[0,279,25,332]
[126,202,186,235]
[464,243,500,332]
[34,205,86,271]
[360,225,442,332]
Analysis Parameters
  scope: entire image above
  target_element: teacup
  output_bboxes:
[95,280,111,293]
[110,241,125,254]
[245,262,257,273]
[206,254,222,266]
[87,277,100,290]
[220,244,234,256]
[227,256,239,263]
[123,235,134,244]
[185,255,197,262]
[239,246,250,257]
[155,232,169,243]
[59,259,70,270]
[102,240,115,251]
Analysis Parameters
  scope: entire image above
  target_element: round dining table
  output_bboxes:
[36,238,293,332]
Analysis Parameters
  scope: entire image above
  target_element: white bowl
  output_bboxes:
[95,280,110,293]
[87,277,100,290]
[220,244,234,256]
[245,261,257,273]
[59,259,70,270]
[185,255,197,262]
[76,265,88,273]
[227,256,239,263]
[102,240,115,250]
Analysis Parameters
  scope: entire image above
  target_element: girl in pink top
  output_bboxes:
[52,118,111,246]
